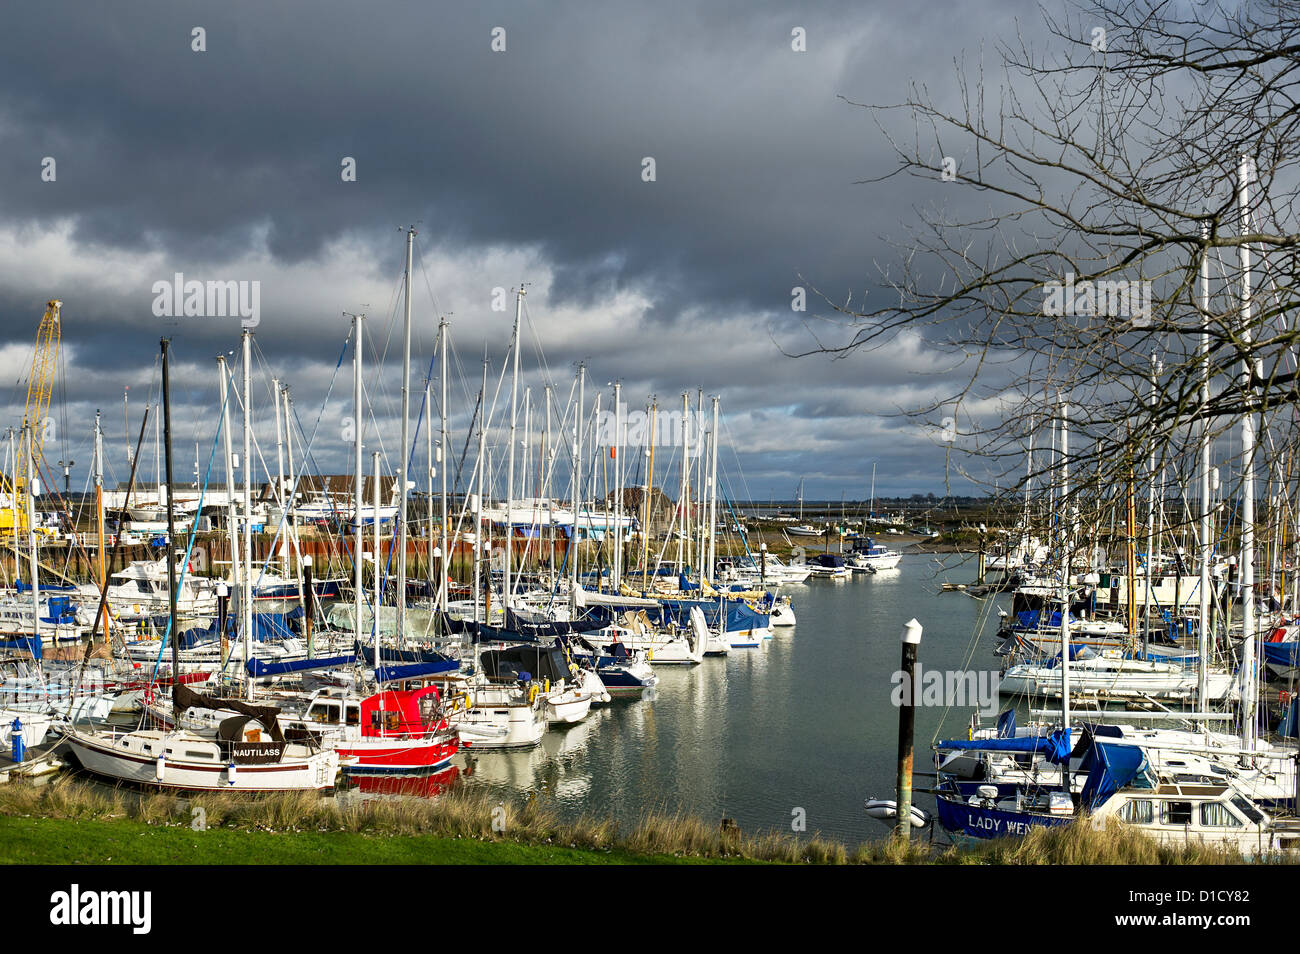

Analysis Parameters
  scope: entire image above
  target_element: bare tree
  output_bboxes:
[797,0,1300,538]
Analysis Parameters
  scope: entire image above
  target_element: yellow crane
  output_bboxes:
[2,299,62,537]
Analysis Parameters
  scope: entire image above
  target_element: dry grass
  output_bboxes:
[0,778,1290,864]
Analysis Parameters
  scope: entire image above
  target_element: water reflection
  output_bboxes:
[347,765,461,800]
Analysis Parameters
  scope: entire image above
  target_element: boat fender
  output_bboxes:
[227,762,237,785]
[155,756,166,781]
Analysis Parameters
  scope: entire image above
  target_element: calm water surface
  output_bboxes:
[448,552,1007,844]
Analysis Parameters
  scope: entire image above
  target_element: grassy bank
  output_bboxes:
[0,777,1284,865]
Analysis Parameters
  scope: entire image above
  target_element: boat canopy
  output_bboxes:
[479,644,572,684]
[1078,740,1150,809]
[245,653,355,678]
[375,660,459,683]
[935,728,1073,763]
[174,683,285,741]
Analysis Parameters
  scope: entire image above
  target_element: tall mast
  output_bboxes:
[504,286,524,615]
[217,355,241,651]
[1198,223,1212,719]
[161,339,178,707]
[544,385,553,584]
[571,364,584,594]
[9,430,17,586]
[438,317,450,615]
[240,328,254,701]
[396,226,415,644]
[124,386,131,472]
[283,385,303,621]
[695,388,705,577]
[1238,154,1259,757]
[1145,355,1161,654]
[373,451,382,679]
[1058,399,1071,795]
[475,353,487,624]
[425,381,434,603]
[641,400,656,591]
[612,382,622,591]
[24,425,40,653]
[708,396,719,585]
[272,377,284,524]
[678,392,688,570]
[154,403,160,505]
[346,312,365,654]
[94,410,108,642]
[523,388,532,501]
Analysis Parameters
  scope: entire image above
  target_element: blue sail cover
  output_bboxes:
[935,728,1072,763]
[996,708,1016,739]
[1078,741,1149,809]
[1280,701,1299,740]
[375,660,460,683]
[1263,641,1299,670]
[246,653,356,678]
[0,636,40,659]
[356,642,454,665]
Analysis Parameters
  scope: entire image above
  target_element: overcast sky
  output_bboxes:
[0,0,1049,505]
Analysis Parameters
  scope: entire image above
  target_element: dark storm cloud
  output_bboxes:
[0,0,1042,498]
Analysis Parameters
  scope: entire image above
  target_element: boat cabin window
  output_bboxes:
[1200,802,1243,828]
[1231,796,1264,825]
[372,710,402,733]
[309,703,341,724]
[1118,799,1154,824]
[1159,801,1193,825]
[345,705,360,726]
[417,694,442,726]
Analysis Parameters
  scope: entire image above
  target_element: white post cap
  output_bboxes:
[901,618,923,644]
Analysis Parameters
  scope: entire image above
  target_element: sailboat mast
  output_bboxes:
[571,364,584,594]
[373,451,382,679]
[24,425,39,652]
[95,410,108,643]
[505,286,524,614]
[397,227,415,644]
[1145,355,1160,653]
[475,353,487,625]
[612,382,622,592]
[240,329,254,700]
[708,396,719,584]
[161,339,179,699]
[642,400,656,591]
[218,355,240,660]
[438,317,450,615]
[1238,154,1259,757]
[1058,399,1071,793]
[1199,225,1212,719]
[348,313,365,659]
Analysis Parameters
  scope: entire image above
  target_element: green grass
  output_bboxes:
[0,815,732,865]
[0,778,1287,865]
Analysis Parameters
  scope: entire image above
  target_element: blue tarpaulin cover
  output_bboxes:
[0,636,40,659]
[1263,641,1299,670]
[246,653,355,678]
[935,728,1072,763]
[375,660,460,683]
[1078,741,1149,809]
